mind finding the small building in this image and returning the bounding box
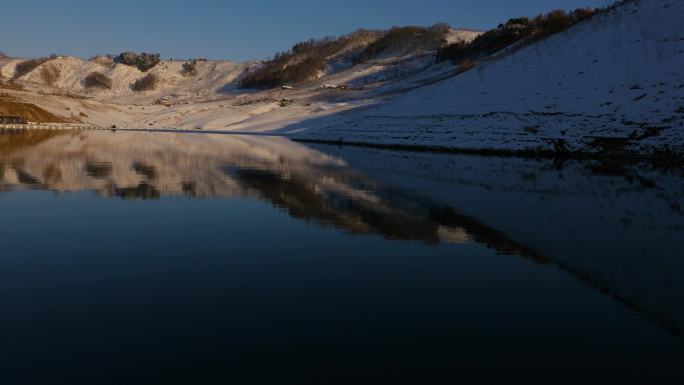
[0,116,27,124]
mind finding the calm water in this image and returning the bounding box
[1,130,683,384]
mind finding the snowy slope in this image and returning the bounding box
[0,56,249,105]
[444,28,482,45]
[294,0,684,158]
[0,28,479,107]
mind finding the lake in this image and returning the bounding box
[1,130,683,384]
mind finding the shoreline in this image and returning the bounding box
[293,138,684,164]
[3,125,682,164]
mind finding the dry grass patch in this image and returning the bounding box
[0,93,69,123]
[83,72,113,89]
[14,57,51,79]
[90,55,114,67]
[181,60,197,76]
[239,29,383,89]
[131,73,158,91]
[437,8,601,64]
[0,79,25,90]
[356,24,449,64]
[40,64,61,86]
[457,58,475,73]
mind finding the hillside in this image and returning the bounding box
[0,93,70,123]
[0,25,478,103]
[2,1,683,159]
[0,24,480,127]
[293,0,684,158]
[0,56,249,105]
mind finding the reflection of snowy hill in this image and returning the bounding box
[3,130,683,334]
[0,131,343,198]
[310,142,684,335]
[1,132,522,246]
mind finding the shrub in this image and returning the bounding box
[115,52,160,72]
[181,60,197,76]
[291,29,381,59]
[535,10,573,35]
[14,57,50,78]
[437,30,512,64]
[457,58,475,73]
[39,64,61,86]
[83,71,113,89]
[436,7,600,64]
[356,24,448,63]
[505,17,530,27]
[436,40,470,63]
[90,55,114,67]
[242,26,420,89]
[240,54,325,89]
[131,73,158,91]
[571,7,596,22]
[239,29,382,89]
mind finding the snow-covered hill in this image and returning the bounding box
[294,0,684,158]
[0,56,250,105]
[0,25,481,130]
[0,25,485,133]
[2,1,684,159]
[0,26,479,105]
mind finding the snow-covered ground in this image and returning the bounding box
[0,26,483,132]
[292,0,684,158]
[0,56,250,104]
[2,1,683,158]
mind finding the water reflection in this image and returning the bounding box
[2,132,684,328]
[2,130,684,383]
[0,130,538,251]
[309,143,684,336]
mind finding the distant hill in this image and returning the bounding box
[0,55,249,105]
[0,24,480,104]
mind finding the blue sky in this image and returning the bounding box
[1,0,608,61]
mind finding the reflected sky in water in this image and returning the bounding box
[1,130,683,385]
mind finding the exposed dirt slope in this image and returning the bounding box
[0,93,70,123]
